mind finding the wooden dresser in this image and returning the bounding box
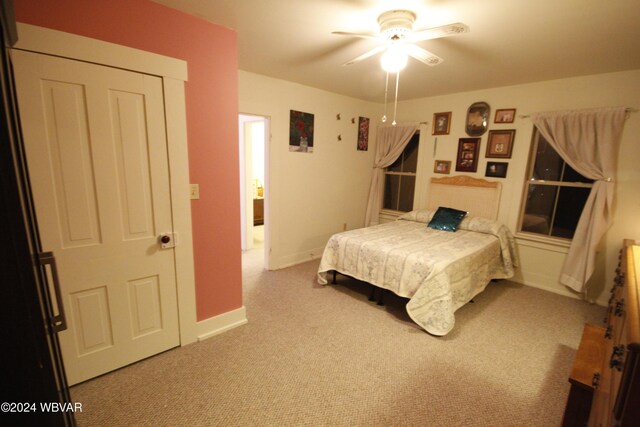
[563,239,640,426]
[253,198,264,225]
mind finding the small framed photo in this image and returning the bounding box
[432,112,451,135]
[455,138,481,172]
[357,116,369,151]
[485,161,509,178]
[433,160,451,174]
[486,130,515,158]
[466,102,490,136]
[289,109,314,153]
[494,108,516,123]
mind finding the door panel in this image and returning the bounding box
[12,49,179,385]
[43,80,102,248]
[70,286,113,355]
[110,90,155,240]
[128,275,163,337]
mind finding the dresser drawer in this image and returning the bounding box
[583,241,640,427]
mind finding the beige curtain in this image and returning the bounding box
[530,106,627,293]
[364,124,418,226]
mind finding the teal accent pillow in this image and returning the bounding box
[427,207,467,232]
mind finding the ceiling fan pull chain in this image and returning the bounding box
[392,71,400,126]
[382,72,389,123]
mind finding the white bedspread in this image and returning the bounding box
[317,210,518,335]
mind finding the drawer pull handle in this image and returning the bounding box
[609,345,624,371]
[615,299,625,316]
[605,325,613,339]
[592,373,601,388]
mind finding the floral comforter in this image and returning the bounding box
[317,210,519,335]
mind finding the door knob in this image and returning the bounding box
[159,233,177,248]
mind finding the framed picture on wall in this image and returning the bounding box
[432,112,451,135]
[289,110,314,153]
[485,161,509,178]
[357,116,370,151]
[494,108,516,123]
[486,129,515,158]
[465,102,490,136]
[455,138,481,172]
[434,160,451,174]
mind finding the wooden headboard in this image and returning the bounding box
[426,176,502,220]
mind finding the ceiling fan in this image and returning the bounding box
[333,10,469,71]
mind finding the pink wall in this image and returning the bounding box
[14,0,243,321]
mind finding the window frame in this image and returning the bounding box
[381,131,419,214]
[517,129,593,242]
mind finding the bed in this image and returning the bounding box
[317,176,518,336]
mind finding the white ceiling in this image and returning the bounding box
[152,0,640,103]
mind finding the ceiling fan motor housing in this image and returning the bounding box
[378,10,416,39]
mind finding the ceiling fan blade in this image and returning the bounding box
[408,22,469,42]
[406,45,444,66]
[341,45,387,66]
[331,31,379,40]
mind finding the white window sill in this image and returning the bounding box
[515,232,571,254]
[379,209,404,223]
[379,209,405,216]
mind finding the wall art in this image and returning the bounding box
[486,129,515,158]
[289,110,314,152]
[455,138,481,172]
[432,112,451,135]
[465,102,490,136]
[357,116,370,151]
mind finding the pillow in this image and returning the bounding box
[427,207,468,232]
[397,209,433,224]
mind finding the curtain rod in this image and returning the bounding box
[382,121,429,127]
[518,107,636,119]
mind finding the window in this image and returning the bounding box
[519,130,593,239]
[383,132,419,212]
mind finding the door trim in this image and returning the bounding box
[13,23,199,345]
[14,23,187,80]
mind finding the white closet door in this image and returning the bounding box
[12,49,179,385]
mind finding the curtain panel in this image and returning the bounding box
[530,106,627,293]
[364,124,418,226]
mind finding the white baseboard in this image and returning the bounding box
[195,306,248,342]
[270,246,325,270]
[514,279,607,307]
[517,279,579,299]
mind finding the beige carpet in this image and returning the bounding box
[71,248,604,426]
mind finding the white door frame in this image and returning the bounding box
[13,23,199,345]
[238,114,270,269]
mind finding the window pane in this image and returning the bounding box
[521,184,558,235]
[551,186,591,238]
[532,137,562,181]
[383,175,399,210]
[402,136,419,173]
[387,156,402,172]
[520,130,594,240]
[562,163,594,184]
[398,176,415,212]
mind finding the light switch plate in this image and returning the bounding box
[190,184,200,199]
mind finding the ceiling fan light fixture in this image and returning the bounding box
[380,44,408,72]
[377,9,416,35]
[333,9,469,123]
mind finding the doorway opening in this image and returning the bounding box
[239,114,269,272]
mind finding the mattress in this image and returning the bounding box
[317,210,518,335]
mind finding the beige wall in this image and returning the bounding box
[239,68,640,305]
[396,69,640,304]
[239,71,380,269]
